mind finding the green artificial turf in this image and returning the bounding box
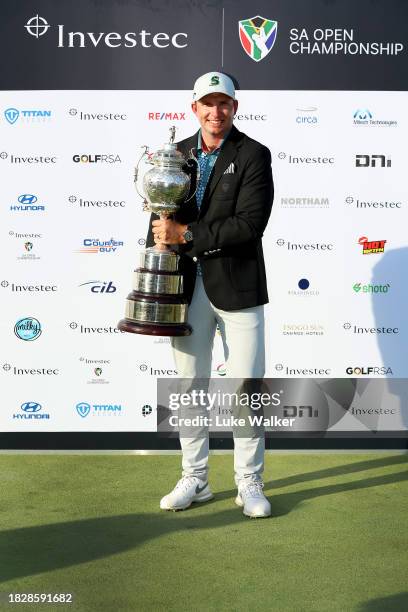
[0,453,407,612]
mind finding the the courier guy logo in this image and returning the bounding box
[24,15,188,48]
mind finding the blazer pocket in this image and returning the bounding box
[229,257,258,292]
[213,175,240,199]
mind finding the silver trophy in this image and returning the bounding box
[118,126,197,336]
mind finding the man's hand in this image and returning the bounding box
[152,219,188,245]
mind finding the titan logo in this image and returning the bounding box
[355,154,391,167]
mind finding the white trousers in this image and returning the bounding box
[171,276,265,486]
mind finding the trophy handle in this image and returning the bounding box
[134,145,150,210]
[184,147,200,203]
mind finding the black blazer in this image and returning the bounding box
[146,125,274,311]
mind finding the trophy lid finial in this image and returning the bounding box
[169,125,176,144]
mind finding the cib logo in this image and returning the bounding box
[79,281,117,293]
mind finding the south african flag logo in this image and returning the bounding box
[238,16,278,62]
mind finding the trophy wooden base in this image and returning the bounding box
[118,318,192,336]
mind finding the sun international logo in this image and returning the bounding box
[238,16,278,62]
[358,236,386,255]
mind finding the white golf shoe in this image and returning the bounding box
[160,475,214,511]
[235,481,271,518]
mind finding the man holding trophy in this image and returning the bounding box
[147,71,274,517]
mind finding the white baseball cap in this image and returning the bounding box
[192,72,236,101]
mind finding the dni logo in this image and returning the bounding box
[355,154,391,168]
[282,405,319,418]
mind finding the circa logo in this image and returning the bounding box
[238,16,278,62]
[14,317,42,341]
[25,15,188,48]
[295,107,318,124]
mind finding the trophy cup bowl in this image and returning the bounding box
[118,127,195,336]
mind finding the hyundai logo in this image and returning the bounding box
[21,401,42,413]
[18,194,38,205]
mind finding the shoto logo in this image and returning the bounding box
[239,16,278,62]
[353,282,390,294]
[355,154,391,168]
[79,280,117,293]
[358,236,386,255]
[10,194,44,212]
[14,317,42,341]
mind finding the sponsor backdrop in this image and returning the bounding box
[1,0,407,440]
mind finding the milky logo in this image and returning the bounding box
[14,317,42,341]
[239,16,278,62]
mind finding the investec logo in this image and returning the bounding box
[276,238,333,251]
[345,195,402,209]
[24,15,188,48]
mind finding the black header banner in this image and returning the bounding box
[1,0,407,90]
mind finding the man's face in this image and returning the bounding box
[192,93,238,141]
